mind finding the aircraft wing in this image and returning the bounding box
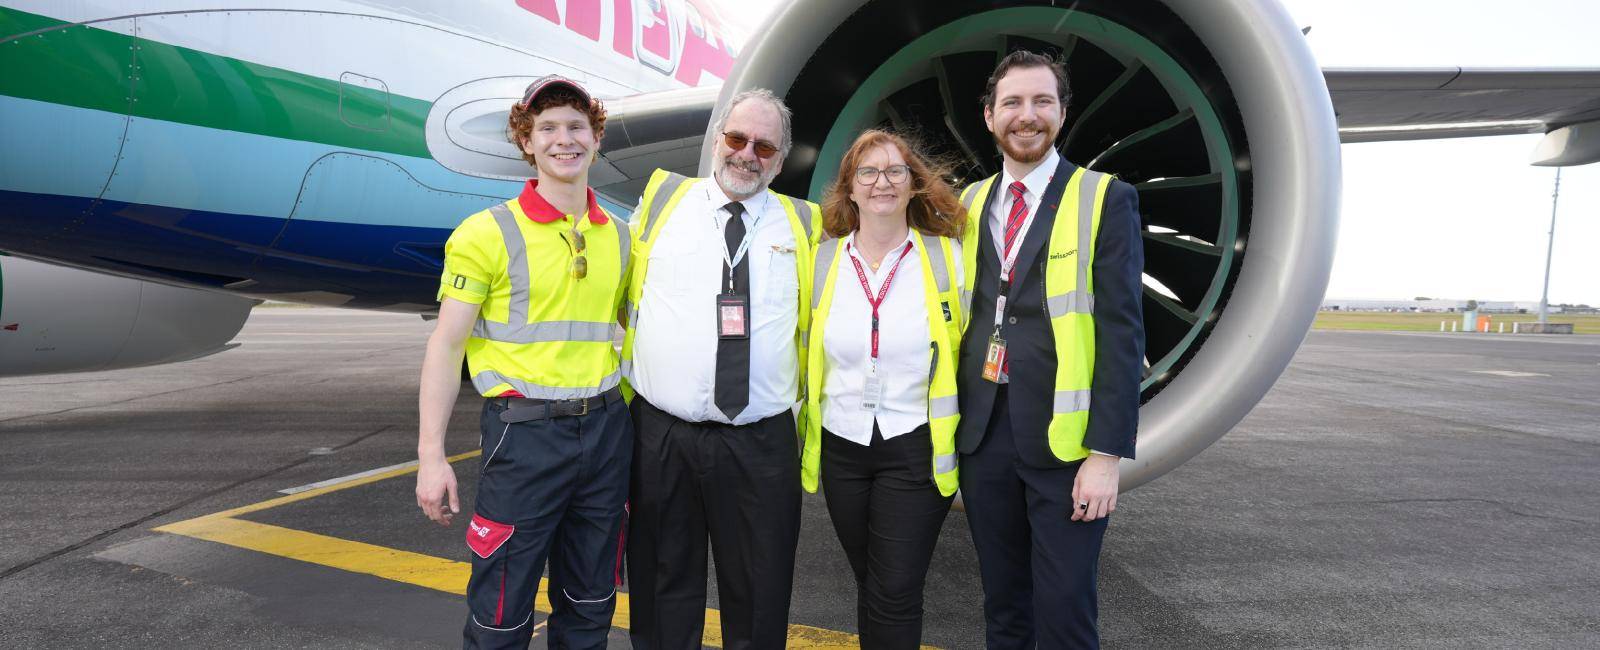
[425,80,718,207]
[1327,67,1600,147]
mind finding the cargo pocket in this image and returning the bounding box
[464,513,528,634]
[466,513,513,559]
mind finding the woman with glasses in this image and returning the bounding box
[801,129,966,649]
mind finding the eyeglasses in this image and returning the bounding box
[560,227,587,279]
[855,164,911,186]
[721,132,780,159]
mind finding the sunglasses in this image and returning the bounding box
[721,132,780,159]
[559,228,587,279]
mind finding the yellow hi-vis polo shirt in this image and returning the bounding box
[438,180,630,399]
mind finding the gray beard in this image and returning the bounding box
[715,159,775,198]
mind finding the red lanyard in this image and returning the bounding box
[847,240,914,363]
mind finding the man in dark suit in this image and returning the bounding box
[954,50,1145,649]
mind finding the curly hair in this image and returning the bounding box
[821,129,965,240]
[506,86,607,167]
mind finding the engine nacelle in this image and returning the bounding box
[0,256,254,376]
[714,0,1342,488]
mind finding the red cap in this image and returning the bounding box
[517,75,592,110]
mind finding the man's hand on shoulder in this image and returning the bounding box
[1071,453,1119,522]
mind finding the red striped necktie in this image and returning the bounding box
[1004,181,1029,279]
[1000,181,1030,378]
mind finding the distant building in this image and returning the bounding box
[1320,298,1555,313]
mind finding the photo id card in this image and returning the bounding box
[981,335,1007,383]
[717,293,749,339]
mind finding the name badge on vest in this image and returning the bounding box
[982,335,1007,383]
[717,294,749,339]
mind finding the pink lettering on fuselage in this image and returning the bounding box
[510,0,737,84]
[566,0,601,41]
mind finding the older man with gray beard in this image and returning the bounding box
[617,89,823,650]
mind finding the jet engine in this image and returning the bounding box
[0,256,255,377]
[711,0,1342,488]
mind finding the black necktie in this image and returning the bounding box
[715,201,751,421]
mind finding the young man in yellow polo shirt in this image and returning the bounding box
[415,76,631,650]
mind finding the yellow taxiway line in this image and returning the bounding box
[155,450,912,648]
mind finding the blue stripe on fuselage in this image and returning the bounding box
[0,189,459,310]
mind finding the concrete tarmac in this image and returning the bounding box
[1,308,1596,648]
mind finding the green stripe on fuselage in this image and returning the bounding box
[0,6,430,158]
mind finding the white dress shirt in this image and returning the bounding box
[821,231,963,446]
[630,178,801,425]
[987,147,1060,262]
[984,148,1115,458]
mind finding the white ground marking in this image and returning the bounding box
[1471,370,1551,378]
[278,459,420,494]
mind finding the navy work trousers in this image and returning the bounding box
[961,387,1109,649]
[463,396,632,650]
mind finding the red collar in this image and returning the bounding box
[516,179,607,225]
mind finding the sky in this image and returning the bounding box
[1280,0,1600,306]
[720,0,1600,305]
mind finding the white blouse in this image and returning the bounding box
[821,231,961,446]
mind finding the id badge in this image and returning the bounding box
[861,364,883,412]
[717,293,749,339]
[981,335,1007,383]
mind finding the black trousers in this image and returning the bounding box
[464,396,631,650]
[626,397,802,650]
[820,424,953,650]
[961,387,1109,650]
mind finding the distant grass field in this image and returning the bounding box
[1313,311,1600,335]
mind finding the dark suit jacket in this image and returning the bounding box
[955,155,1145,466]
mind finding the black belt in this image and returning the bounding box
[492,387,623,423]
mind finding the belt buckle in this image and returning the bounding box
[572,397,589,417]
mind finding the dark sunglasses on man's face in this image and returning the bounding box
[721,132,779,159]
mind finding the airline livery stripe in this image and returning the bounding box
[0,6,432,158]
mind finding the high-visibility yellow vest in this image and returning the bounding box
[801,231,965,496]
[618,168,821,402]
[958,167,1113,463]
[438,199,629,398]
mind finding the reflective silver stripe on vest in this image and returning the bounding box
[1054,388,1092,414]
[919,232,950,294]
[612,213,632,275]
[472,320,614,343]
[812,238,841,310]
[1075,171,1105,309]
[488,203,529,325]
[929,394,959,419]
[472,368,621,400]
[787,196,816,242]
[1047,291,1095,318]
[959,183,980,211]
[640,173,691,242]
[618,359,632,379]
[933,453,957,475]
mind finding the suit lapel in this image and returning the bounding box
[1008,155,1077,300]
